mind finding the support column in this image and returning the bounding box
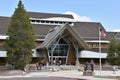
[49,37,61,65]
[72,41,80,66]
[75,44,80,66]
[51,51,54,65]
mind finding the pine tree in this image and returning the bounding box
[116,43,120,66]
[5,0,35,69]
[107,37,117,65]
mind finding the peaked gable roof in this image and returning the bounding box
[36,23,89,49]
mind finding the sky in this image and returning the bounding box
[0,0,120,31]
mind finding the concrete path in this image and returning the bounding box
[0,70,119,80]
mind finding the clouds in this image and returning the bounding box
[111,29,120,32]
[64,11,120,32]
[64,11,92,22]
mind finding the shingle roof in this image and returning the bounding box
[33,24,56,35]
[0,16,56,36]
[73,22,107,40]
[0,12,115,43]
[106,32,116,40]
[0,12,74,36]
[36,23,89,49]
[27,11,74,19]
[107,32,120,43]
[0,16,10,35]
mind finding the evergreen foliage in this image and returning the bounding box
[5,0,35,69]
[116,43,120,65]
[107,37,118,65]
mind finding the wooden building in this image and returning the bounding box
[0,12,120,65]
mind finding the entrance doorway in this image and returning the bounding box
[49,57,67,65]
[48,37,69,65]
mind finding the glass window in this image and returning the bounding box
[48,37,69,64]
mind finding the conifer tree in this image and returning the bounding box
[5,0,35,69]
[107,37,117,65]
[116,43,120,65]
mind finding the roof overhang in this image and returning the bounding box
[36,23,89,49]
[30,17,75,22]
[79,50,107,58]
[0,35,8,39]
[0,51,7,57]
[85,40,110,43]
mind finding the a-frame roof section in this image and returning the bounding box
[36,23,89,49]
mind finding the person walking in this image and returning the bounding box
[112,66,116,74]
[22,67,26,76]
[36,63,39,70]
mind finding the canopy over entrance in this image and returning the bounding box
[36,23,89,65]
[36,23,89,49]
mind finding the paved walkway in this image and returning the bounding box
[0,70,119,80]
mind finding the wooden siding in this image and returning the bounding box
[67,44,76,65]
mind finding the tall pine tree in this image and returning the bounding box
[116,43,120,65]
[107,37,117,65]
[5,0,35,69]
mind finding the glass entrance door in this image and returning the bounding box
[48,37,69,65]
[49,56,67,65]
